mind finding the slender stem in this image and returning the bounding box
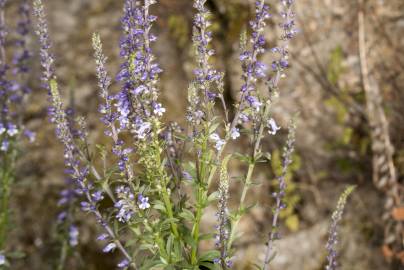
[57,238,68,270]
[262,190,281,270]
[0,163,11,249]
[227,104,270,250]
[191,133,209,264]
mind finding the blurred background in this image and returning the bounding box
[3,0,404,269]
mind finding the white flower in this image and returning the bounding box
[0,123,5,135]
[153,103,166,116]
[135,121,151,140]
[209,133,225,151]
[0,253,5,265]
[0,141,9,152]
[209,133,220,141]
[230,128,240,140]
[267,118,281,135]
[215,139,225,151]
[7,123,18,136]
[138,195,150,210]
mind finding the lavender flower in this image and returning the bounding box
[34,1,134,265]
[0,252,5,266]
[33,0,55,85]
[0,140,8,151]
[237,0,271,117]
[189,0,222,123]
[0,0,14,152]
[230,128,240,140]
[13,0,32,78]
[118,259,130,268]
[268,0,297,90]
[115,186,135,223]
[97,233,109,241]
[103,242,117,253]
[325,186,355,270]
[267,118,281,135]
[116,0,163,136]
[68,225,79,247]
[5,123,17,136]
[138,194,150,210]
[209,133,225,151]
[182,171,193,181]
[92,33,114,129]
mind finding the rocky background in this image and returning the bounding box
[3,0,404,269]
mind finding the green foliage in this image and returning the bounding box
[327,46,344,86]
[168,15,190,49]
[324,97,348,124]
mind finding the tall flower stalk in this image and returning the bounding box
[33,1,135,269]
[325,186,355,270]
[227,0,297,251]
[263,119,296,270]
[0,0,34,264]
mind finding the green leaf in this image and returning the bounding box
[198,250,220,262]
[208,122,221,135]
[161,218,179,228]
[160,256,169,265]
[179,209,195,222]
[207,191,219,203]
[199,262,217,269]
[234,152,252,164]
[199,233,214,241]
[153,200,167,213]
[166,235,173,259]
[7,251,25,259]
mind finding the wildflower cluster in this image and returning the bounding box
[0,0,33,265]
[0,0,33,152]
[32,0,302,269]
[34,1,134,268]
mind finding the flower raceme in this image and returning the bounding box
[0,0,34,265]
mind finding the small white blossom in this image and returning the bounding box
[209,133,225,151]
[0,253,5,266]
[267,118,281,135]
[215,139,225,151]
[0,141,9,152]
[153,103,166,116]
[230,128,240,140]
[7,124,18,136]
[138,195,150,210]
[209,133,220,141]
[103,242,117,253]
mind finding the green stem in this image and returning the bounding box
[191,129,211,265]
[227,163,255,250]
[0,153,13,250]
[227,104,270,250]
[160,182,179,239]
[191,186,203,265]
[57,239,68,270]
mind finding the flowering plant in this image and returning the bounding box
[31,0,353,269]
[0,0,34,265]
